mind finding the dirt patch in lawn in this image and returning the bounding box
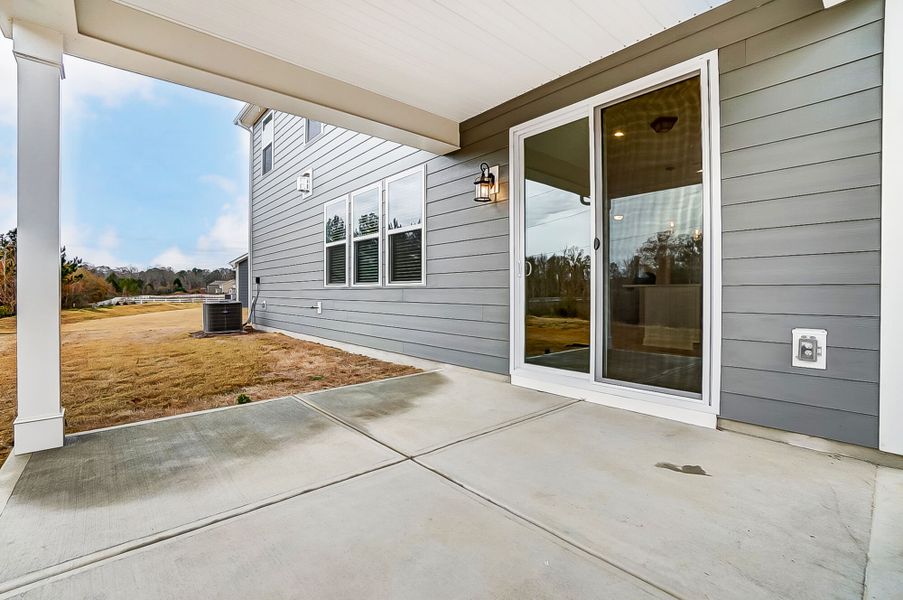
[0,305,418,462]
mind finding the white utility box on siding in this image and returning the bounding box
[792,328,827,370]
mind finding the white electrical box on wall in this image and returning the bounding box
[792,328,827,370]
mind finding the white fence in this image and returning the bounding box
[95,294,231,306]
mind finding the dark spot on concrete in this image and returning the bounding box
[655,462,710,476]
[310,372,447,424]
[6,398,335,510]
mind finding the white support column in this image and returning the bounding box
[880,0,903,456]
[12,20,65,454]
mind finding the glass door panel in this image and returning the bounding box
[599,76,704,395]
[523,118,592,373]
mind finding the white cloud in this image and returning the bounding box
[150,246,193,272]
[199,174,238,196]
[149,186,247,270]
[61,57,159,121]
[197,198,247,255]
[61,223,126,268]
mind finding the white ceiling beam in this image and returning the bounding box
[0,0,460,154]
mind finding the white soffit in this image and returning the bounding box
[113,0,728,122]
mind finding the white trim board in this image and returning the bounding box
[880,0,903,455]
[508,51,722,428]
[511,372,716,429]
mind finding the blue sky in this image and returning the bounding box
[0,37,249,270]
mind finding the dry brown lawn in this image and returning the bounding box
[0,304,418,462]
[525,315,590,356]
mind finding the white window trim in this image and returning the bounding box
[384,165,427,287]
[304,117,325,146]
[350,182,383,288]
[880,0,903,455]
[261,111,275,177]
[323,196,349,288]
[508,51,721,429]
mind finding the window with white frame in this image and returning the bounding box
[386,167,425,284]
[305,119,324,144]
[351,184,381,286]
[261,113,274,175]
[324,198,348,286]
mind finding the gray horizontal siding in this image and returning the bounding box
[723,368,878,414]
[722,220,880,258]
[722,314,879,351]
[717,0,883,446]
[250,110,510,372]
[237,260,249,308]
[720,393,878,447]
[722,186,880,231]
[720,88,881,152]
[723,252,880,285]
[248,0,884,446]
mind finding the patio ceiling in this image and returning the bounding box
[0,0,726,153]
[115,0,728,122]
[0,0,725,152]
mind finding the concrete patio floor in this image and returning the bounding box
[0,367,900,599]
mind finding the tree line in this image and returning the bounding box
[0,228,234,315]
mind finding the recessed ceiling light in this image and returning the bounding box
[613,131,625,138]
[612,214,624,221]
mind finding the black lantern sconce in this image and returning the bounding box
[474,162,499,203]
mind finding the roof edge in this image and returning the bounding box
[233,103,266,130]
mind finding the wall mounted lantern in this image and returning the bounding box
[296,168,313,196]
[474,162,499,203]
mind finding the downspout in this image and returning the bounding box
[233,109,257,326]
[246,129,255,325]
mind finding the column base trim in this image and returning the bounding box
[13,410,64,455]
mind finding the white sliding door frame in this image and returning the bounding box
[509,51,721,428]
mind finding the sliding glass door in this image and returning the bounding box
[597,76,704,396]
[513,55,717,413]
[522,118,592,373]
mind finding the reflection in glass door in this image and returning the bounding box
[598,76,704,395]
[523,118,592,373]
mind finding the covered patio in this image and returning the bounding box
[2,0,903,597]
[1,367,900,599]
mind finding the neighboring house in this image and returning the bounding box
[206,280,236,296]
[235,0,888,451]
[230,253,250,308]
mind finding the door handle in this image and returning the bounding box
[524,260,533,277]
[593,238,601,251]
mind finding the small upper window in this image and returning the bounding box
[305,119,323,144]
[261,114,274,175]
